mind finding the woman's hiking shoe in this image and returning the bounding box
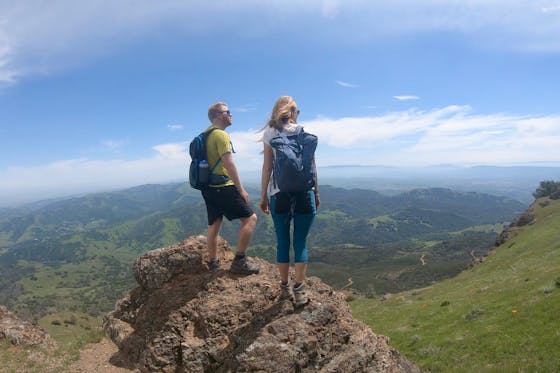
[293,283,309,307]
[280,281,292,300]
[229,256,260,275]
[208,259,220,270]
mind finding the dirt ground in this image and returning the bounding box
[68,338,139,373]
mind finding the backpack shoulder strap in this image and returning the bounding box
[202,127,218,138]
[202,127,223,171]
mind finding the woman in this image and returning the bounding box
[260,96,320,307]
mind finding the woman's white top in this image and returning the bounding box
[262,123,302,196]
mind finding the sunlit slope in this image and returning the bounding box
[350,197,560,372]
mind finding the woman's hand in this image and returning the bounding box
[260,197,270,214]
[314,191,321,210]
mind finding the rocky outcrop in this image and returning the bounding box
[104,236,418,372]
[495,204,536,246]
[495,225,515,247]
[0,305,54,348]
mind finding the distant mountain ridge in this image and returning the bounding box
[317,165,560,203]
[2,165,557,207]
[0,183,524,248]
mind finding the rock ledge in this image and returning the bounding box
[104,236,418,372]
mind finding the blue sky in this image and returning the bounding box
[1,1,560,205]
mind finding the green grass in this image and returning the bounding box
[0,340,56,373]
[39,311,104,347]
[0,312,104,372]
[368,215,396,228]
[0,232,12,247]
[450,222,505,235]
[159,218,184,245]
[45,311,105,370]
[350,197,560,372]
[13,239,137,317]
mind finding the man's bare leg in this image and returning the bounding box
[207,217,222,260]
[235,213,257,254]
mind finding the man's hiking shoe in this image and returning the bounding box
[280,281,292,300]
[229,256,260,275]
[293,283,309,307]
[208,259,220,270]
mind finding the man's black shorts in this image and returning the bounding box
[202,185,254,225]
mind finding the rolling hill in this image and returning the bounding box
[350,196,560,372]
[0,183,525,319]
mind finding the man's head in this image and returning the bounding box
[208,102,232,128]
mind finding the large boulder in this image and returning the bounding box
[104,236,418,372]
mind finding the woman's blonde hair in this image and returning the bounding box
[267,96,298,129]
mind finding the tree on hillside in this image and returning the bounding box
[533,180,560,199]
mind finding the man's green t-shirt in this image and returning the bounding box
[205,126,234,187]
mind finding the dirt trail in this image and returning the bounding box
[68,338,138,373]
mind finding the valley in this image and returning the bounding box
[0,183,524,319]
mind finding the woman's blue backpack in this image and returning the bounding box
[270,127,318,192]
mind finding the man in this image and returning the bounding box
[201,101,260,275]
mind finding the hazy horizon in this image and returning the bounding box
[1,164,559,208]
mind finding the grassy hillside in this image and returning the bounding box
[350,197,560,372]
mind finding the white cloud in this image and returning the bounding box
[101,139,128,151]
[301,105,560,166]
[542,5,560,13]
[233,104,258,113]
[229,129,264,169]
[335,80,358,88]
[1,106,559,205]
[394,95,419,101]
[0,30,16,85]
[0,157,183,206]
[303,105,468,148]
[2,1,560,85]
[152,143,186,161]
[167,124,183,131]
[321,0,341,18]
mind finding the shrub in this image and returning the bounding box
[514,212,535,227]
[63,315,77,325]
[539,200,550,207]
[533,180,560,199]
[464,309,483,320]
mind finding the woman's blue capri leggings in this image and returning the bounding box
[269,190,316,263]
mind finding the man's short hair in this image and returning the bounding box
[208,102,227,122]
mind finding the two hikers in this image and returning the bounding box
[195,97,319,306]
